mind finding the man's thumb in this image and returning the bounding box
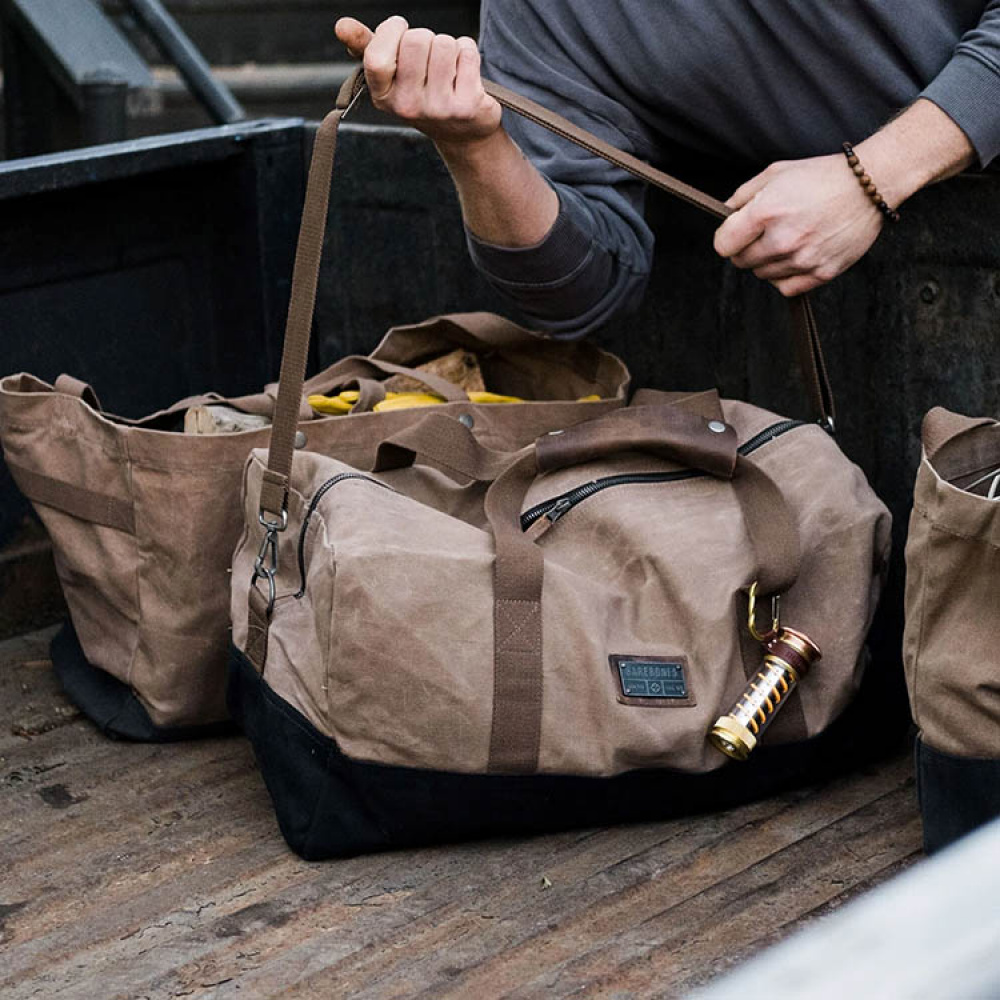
[335,17,374,58]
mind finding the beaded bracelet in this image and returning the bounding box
[842,142,900,224]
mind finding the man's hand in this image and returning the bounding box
[714,154,883,298]
[334,15,557,249]
[334,16,502,146]
[715,98,975,297]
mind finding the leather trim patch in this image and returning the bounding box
[609,655,695,707]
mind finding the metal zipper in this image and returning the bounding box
[520,418,806,530]
[295,472,396,597]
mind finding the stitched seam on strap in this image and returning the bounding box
[496,600,540,651]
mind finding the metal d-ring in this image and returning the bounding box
[747,581,781,644]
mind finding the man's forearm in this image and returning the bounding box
[856,98,976,210]
[435,129,560,248]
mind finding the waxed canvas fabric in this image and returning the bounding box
[0,314,629,734]
[904,408,1000,758]
[230,393,891,782]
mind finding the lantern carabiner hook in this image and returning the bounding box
[747,580,781,644]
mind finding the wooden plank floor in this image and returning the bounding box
[0,628,923,1000]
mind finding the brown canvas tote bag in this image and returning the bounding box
[226,71,891,859]
[903,408,1000,852]
[0,196,629,742]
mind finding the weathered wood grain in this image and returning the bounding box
[0,629,922,999]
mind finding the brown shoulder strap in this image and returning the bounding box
[260,68,836,522]
[483,80,835,432]
[259,77,358,521]
[484,81,730,220]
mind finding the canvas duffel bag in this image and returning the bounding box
[0,323,628,740]
[903,407,1000,853]
[226,72,891,859]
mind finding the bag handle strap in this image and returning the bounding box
[259,67,836,522]
[484,80,729,220]
[372,406,801,773]
[483,447,798,772]
[54,374,103,412]
[375,406,798,590]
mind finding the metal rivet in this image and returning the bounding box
[920,280,940,305]
[294,431,307,449]
[458,413,474,429]
[708,420,727,434]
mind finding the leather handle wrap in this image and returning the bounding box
[535,406,738,480]
[371,405,738,483]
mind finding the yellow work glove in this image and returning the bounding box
[308,390,601,415]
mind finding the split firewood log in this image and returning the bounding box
[184,405,271,435]
[383,349,485,394]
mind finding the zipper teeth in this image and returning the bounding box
[737,419,804,455]
[296,472,395,597]
[521,469,697,528]
[520,418,806,529]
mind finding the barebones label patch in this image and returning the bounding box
[609,655,695,707]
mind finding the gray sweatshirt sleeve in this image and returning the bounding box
[469,4,655,339]
[921,1,1000,165]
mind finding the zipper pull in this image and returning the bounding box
[547,497,574,523]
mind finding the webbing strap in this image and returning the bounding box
[9,462,134,534]
[259,104,348,519]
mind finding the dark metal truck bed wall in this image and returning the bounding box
[2,118,999,644]
[0,118,308,633]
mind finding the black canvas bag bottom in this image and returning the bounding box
[51,620,234,742]
[916,737,1000,854]
[228,644,903,861]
